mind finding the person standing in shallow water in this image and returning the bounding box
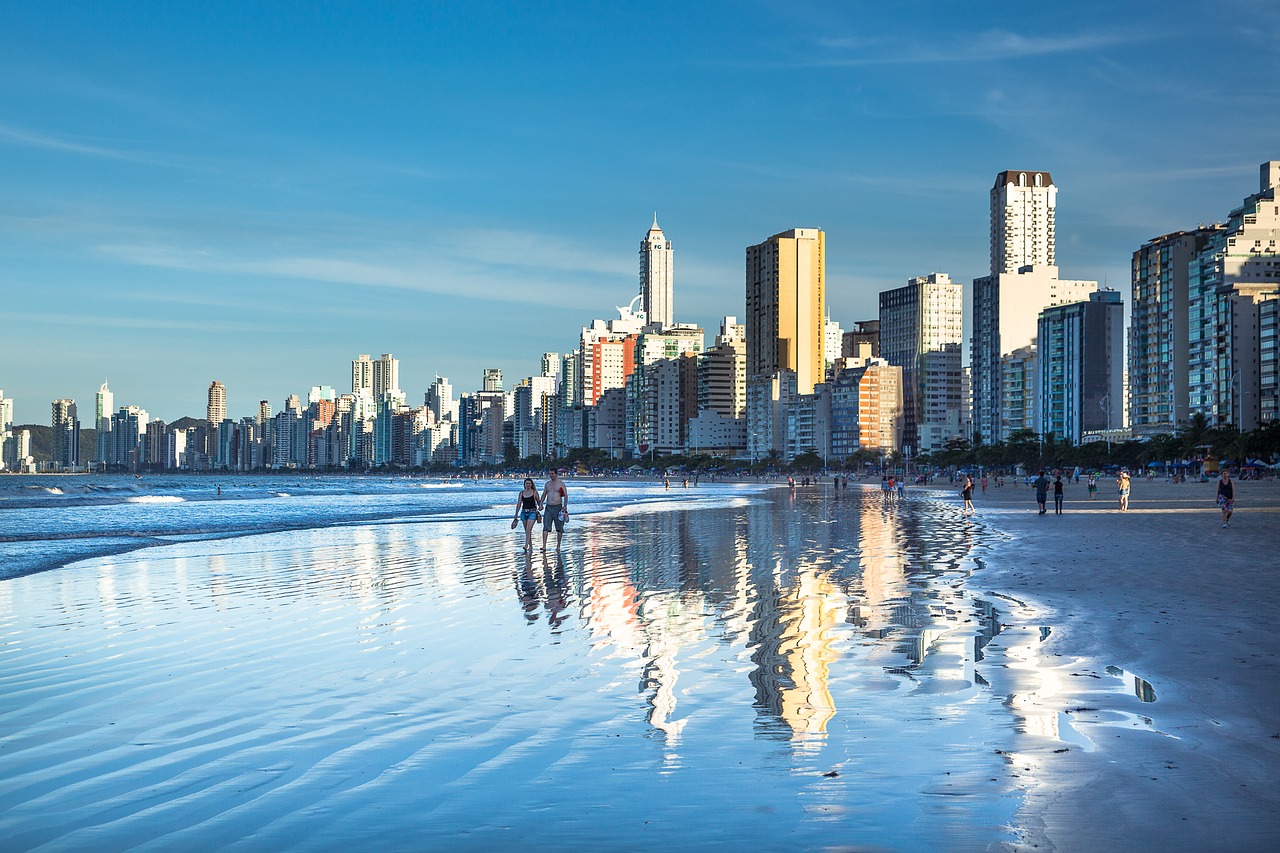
[1034,469,1050,515]
[1217,468,1235,528]
[961,474,975,515]
[1053,474,1064,514]
[540,468,569,552]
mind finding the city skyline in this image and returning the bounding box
[3,2,1278,420]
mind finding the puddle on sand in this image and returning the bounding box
[1106,664,1157,702]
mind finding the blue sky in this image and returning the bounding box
[2,1,1278,423]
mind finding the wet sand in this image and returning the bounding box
[3,478,1277,851]
[958,476,1280,851]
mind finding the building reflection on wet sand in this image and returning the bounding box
[42,484,1001,749]
[572,486,992,743]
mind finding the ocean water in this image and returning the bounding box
[0,476,1050,851]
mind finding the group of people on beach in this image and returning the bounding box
[958,465,1239,526]
[512,468,569,553]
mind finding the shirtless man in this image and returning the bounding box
[540,468,569,552]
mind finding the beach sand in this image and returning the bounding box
[1,476,1277,851]
[960,475,1280,851]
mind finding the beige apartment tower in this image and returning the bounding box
[207,381,227,424]
[746,228,826,395]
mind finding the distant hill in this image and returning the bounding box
[168,416,208,431]
[11,424,98,464]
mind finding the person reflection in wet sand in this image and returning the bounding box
[543,554,571,629]
[515,555,541,622]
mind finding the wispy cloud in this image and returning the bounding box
[7,312,275,334]
[0,122,149,162]
[732,28,1150,69]
[92,226,632,309]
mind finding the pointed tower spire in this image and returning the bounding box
[650,211,661,232]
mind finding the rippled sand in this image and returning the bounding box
[0,484,1121,850]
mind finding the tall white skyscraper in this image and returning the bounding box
[426,375,458,423]
[207,381,227,424]
[95,381,113,464]
[0,390,12,471]
[373,353,399,399]
[640,214,674,330]
[991,170,1056,274]
[0,390,12,434]
[972,170,1094,443]
[352,354,375,395]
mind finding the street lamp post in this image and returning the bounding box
[1227,371,1240,429]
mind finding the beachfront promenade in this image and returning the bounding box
[954,475,1280,850]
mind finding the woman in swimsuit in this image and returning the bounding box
[512,477,543,552]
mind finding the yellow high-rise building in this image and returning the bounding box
[745,228,825,395]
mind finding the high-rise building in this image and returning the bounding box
[823,316,843,377]
[878,273,964,454]
[626,325,704,454]
[51,399,80,469]
[540,353,561,381]
[1186,162,1280,430]
[972,170,1096,443]
[842,320,880,360]
[426,376,458,424]
[373,354,399,400]
[577,304,645,407]
[698,316,747,420]
[999,347,1038,438]
[258,400,272,425]
[0,390,13,471]
[352,354,375,395]
[640,214,674,329]
[110,405,150,469]
[1261,298,1279,424]
[746,228,825,396]
[482,368,503,392]
[207,381,227,424]
[991,170,1056,274]
[94,381,113,464]
[1129,227,1222,434]
[828,358,903,457]
[1037,289,1125,443]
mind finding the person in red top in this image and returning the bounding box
[541,468,569,552]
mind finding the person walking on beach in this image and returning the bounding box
[540,468,569,552]
[1217,468,1235,528]
[512,477,543,553]
[1034,470,1050,515]
[1117,470,1131,511]
[961,474,974,515]
[1087,474,1097,499]
[1053,474,1064,514]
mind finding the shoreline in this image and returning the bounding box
[959,478,1280,850]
